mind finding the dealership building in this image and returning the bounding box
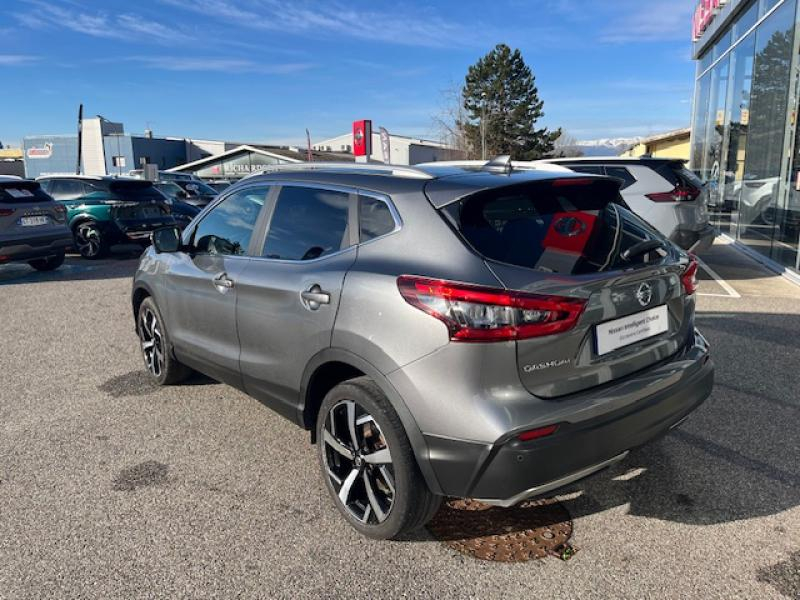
[691,0,800,277]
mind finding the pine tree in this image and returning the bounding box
[460,44,560,160]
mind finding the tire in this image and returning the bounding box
[73,220,109,259]
[29,250,65,271]
[316,377,440,540]
[137,296,192,385]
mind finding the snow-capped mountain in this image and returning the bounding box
[576,137,641,156]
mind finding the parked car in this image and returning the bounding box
[542,158,715,253]
[128,169,200,184]
[171,179,218,208]
[132,160,713,540]
[37,176,176,259]
[0,177,73,271]
[153,183,201,230]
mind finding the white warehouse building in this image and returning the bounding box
[312,132,465,165]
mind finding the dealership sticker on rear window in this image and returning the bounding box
[7,189,34,198]
[595,305,669,356]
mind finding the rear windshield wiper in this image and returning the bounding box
[622,239,664,261]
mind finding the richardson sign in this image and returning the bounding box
[26,143,53,159]
[693,0,728,40]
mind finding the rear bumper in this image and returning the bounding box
[0,230,73,263]
[671,225,716,253]
[421,331,714,503]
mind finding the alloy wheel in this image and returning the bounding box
[139,306,164,378]
[322,400,395,524]
[75,223,101,258]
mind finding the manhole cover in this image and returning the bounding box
[427,498,574,562]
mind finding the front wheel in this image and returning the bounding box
[317,377,440,540]
[73,221,108,259]
[29,250,65,271]
[137,297,192,385]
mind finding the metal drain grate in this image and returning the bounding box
[427,498,574,562]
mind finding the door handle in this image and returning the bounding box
[213,273,235,292]
[301,285,330,309]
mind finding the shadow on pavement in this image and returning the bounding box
[0,250,141,286]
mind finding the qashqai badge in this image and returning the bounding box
[635,282,654,307]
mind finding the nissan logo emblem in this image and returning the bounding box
[636,282,654,307]
[553,216,586,238]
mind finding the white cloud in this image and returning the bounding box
[127,56,315,75]
[0,54,40,66]
[600,0,695,43]
[15,1,192,44]
[159,0,483,48]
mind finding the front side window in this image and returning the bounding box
[191,186,267,256]
[262,186,350,261]
[359,195,396,242]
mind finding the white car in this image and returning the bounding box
[542,158,715,253]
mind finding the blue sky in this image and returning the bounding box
[0,0,697,146]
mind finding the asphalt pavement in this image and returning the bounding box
[0,240,798,599]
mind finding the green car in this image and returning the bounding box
[37,176,177,259]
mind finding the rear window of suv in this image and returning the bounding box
[441,179,669,275]
[653,161,704,189]
[0,180,53,203]
[105,180,165,202]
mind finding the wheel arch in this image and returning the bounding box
[300,348,443,496]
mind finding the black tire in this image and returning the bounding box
[73,220,109,259]
[137,296,192,385]
[316,377,440,540]
[28,250,65,271]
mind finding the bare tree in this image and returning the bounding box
[431,81,476,158]
[550,131,584,158]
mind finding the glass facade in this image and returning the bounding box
[691,0,800,272]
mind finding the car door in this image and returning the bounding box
[235,183,357,422]
[164,184,271,386]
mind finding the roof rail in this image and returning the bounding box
[416,158,573,174]
[241,162,433,180]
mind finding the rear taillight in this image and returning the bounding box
[681,255,699,296]
[0,208,13,217]
[397,276,587,342]
[646,186,700,203]
[53,204,67,223]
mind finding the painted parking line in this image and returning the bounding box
[696,257,741,299]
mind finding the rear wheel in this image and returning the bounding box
[29,250,65,271]
[137,297,192,385]
[316,377,440,540]
[73,221,108,259]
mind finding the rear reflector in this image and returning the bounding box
[397,276,586,342]
[518,424,559,442]
[681,255,699,296]
[646,186,700,203]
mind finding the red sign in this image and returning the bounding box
[542,212,597,256]
[353,120,372,157]
[693,0,727,41]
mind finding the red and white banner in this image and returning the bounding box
[353,120,372,157]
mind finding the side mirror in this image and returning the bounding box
[152,226,182,253]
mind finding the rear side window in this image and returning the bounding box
[653,162,703,189]
[605,166,637,190]
[443,180,667,275]
[191,187,268,256]
[568,165,604,175]
[0,181,53,203]
[359,195,395,242]
[47,179,87,200]
[262,186,350,261]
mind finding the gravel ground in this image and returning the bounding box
[0,241,798,599]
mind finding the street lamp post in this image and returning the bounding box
[481,91,487,161]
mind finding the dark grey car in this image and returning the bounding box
[132,161,714,539]
[0,177,72,271]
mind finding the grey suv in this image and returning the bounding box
[132,161,714,539]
